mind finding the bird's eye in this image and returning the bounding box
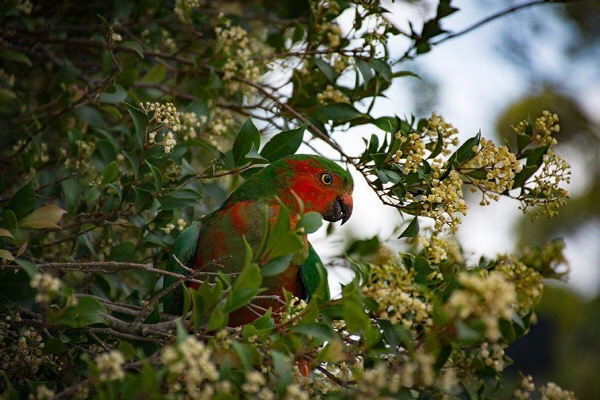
[320,172,333,185]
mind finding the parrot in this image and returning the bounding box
[164,154,354,327]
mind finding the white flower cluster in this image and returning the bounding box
[140,102,179,153]
[162,335,221,398]
[464,138,521,205]
[446,271,517,341]
[174,0,200,22]
[362,263,433,331]
[95,350,126,382]
[30,273,61,303]
[317,85,349,104]
[215,23,270,95]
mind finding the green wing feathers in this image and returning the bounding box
[163,221,201,315]
[300,242,331,301]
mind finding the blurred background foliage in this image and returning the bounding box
[0,0,597,398]
[409,1,600,398]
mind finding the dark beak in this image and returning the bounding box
[323,195,353,225]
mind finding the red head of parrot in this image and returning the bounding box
[227,154,354,225]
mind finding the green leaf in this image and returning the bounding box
[272,351,293,395]
[347,236,380,257]
[260,126,305,162]
[310,103,364,123]
[428,130,445,160]
[133,186,154,213]
[19,205,67,229]
[516,132,531,153]
[399,217,419,238]
[244,144,269,163]
[124,103,149,148]
[499,317,516,343]
[99,84,127,103]
[123,149,141,178]
[260,254,293,277]
[0,49,33,66]
[232,342,261,371]
[291,322,336,342]
[227,288,263,312]
[0,249,14,261]
[234,262,262,291]
[355,59,374,87]
[73,106,108,129]
[60,178,82,213]
[513,165,537,190]
[0,371,19,400]
[158,189,201,210]
[207,306,227,330]
[175,319,188,344]
[5,178,36,220]
[145,161,163,191]
[0,269,35,309]
[296,211,323,234]
[102,161,119,184]
[232,118,261,167]
[454,132,481,164]
[434,345,452,372]
[526,145,549,167]
[313,57,335,83]
[141,64,167,83]
[50,296,107,328]
[120,41,144,58]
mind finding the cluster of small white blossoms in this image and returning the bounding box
[64,140,96,175]
[522,151,571,218]
[177,111,206,141]
[395,113,459,170]
[539,381,577,400]
[463,138,521,206]
[161,218,188,234]
[511,110,560,147]
[95,350,126,382]
[393,132,424,173]
[31,384,55,400]
[362,263,433,331]
[317,85,349,104]
[534,111,560,146]
[418,233,458,264]
[421,168,468,233]
[161,335,222,398]
[446,271,517,342]
[240,370,275,399]
[311,0,343,48]
[140,102,179,153]
[17,0,33,15]
[206,107,235,140]
[427,112,461,158]
[0,68,15,87]
[30,273,61,303]
[495,256,543,316]
[280,296,308,324]
[515,376,579,400]
[110,31,122,43]
[215,23,271,95]
[296,357,362,395]
[174,0,200,22]
[355,349,445,395]
[514,111,570,218]
[513,374,536,399]
[0,320,49,386]
[479,342,507,372]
